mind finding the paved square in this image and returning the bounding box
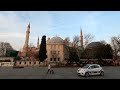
[0,66,120,79]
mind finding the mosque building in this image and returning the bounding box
[17,23,84,66]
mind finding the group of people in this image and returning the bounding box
[47,63,54,74]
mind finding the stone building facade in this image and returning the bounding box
[46,36,69,65]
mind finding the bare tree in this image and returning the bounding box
[84,33,94,48]
[73,35,79,47]
[0,42,13,57]
[0,42,5,57]
[114,35,120,45]
[111,36,120,60]
[64,37,70,46]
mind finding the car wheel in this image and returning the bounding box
[85,72,89,77]
[100,71,104,76]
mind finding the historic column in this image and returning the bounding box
[22,22,30,56]
[37,37,39,48]
[80,28,83,48]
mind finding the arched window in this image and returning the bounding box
[50,58,52,61]
[29,62,31,64]
[58,58,60,61]
[19,62,21,64]
[54,58,56,61]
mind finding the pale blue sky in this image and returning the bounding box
[0,11,120,50]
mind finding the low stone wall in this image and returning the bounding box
[15,61,47,67]
[14,60,67,67]
[0,62,14,67]
[112,60,120,66]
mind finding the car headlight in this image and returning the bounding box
[81,69,86,72]
[77,69,81,72]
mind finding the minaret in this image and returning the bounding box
[37,37,39,48]
[22,22,30,56]
[80,28,83,48]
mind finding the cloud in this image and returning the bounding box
[0,11,26,50]
[82,13,98,29]
[80,12,104,41]
[0,32,25,38]
[0,11,54,50]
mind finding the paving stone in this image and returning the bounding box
[0,66,120,79]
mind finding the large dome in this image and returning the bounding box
[86,42,103,49]
[47,36,64,44]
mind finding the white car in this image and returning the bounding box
[77,64,104,77]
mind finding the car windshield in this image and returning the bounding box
[82,64,90,68]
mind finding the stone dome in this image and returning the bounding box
[47,36,64,44]
[86,42,103,49]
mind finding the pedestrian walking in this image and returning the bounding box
[47,63,51,74]
[50,65,54,74]
[51,69,54,74]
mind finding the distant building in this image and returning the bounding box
[86,42,103,49]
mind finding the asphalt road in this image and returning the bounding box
[0,66,120,79]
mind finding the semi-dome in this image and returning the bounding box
[86,42,103,49]
[47,36,64,44]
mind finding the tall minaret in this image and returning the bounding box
[22,22,30,55]
[80,28,83,48]
[37,37,39,48]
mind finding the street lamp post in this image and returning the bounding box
[1,42,5,60]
